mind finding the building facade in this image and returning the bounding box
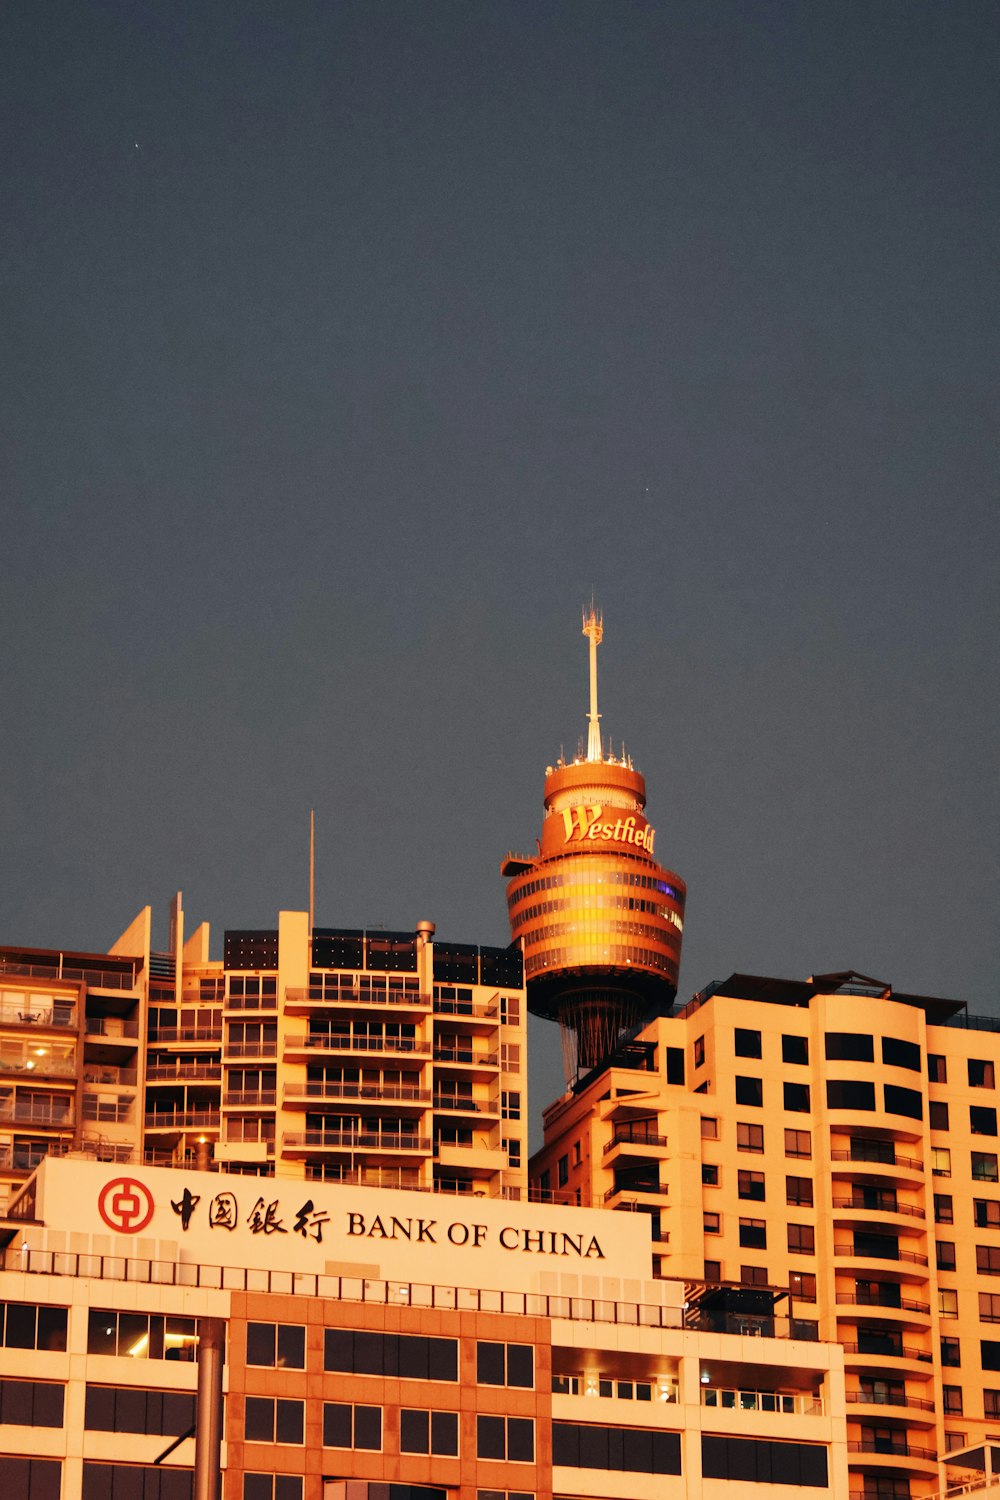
[528,970,1000,1499]
[0,1155,848,1500]
[0,906,527,1212]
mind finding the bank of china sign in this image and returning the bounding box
[96,1175,606,1261]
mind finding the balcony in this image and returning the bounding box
[82,1097,133,1125]
[832,1195,925,1221]
[286,987,431,1016]
[0,960,135,991]
[0,1002,75,1030]
[84,1066,138,1087]
[0,1101,73,1128]
[844,1389,935,1414]
[222,1090,276,1109]
[0,1052,76,1078]
[834,1242,929,1267]
[847,1437,936,1461]
[603,1126,669,1156]
[841,1341,933,1365]
[433,996,500,1022]
[147,1027,222,1045]
[831,1142,924,1173]
[433,1094,500,1116]
[836,1292,931,1316]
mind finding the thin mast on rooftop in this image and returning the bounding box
[582,603,604,762]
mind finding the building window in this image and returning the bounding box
[973,1107,999,1137]
[974,1153,1000,1182]
[788,1223,815,1255]
[324,1329,457,1380]
[694,1036,705,1068]
[700,1117,719,1140]
[738,1171,765,1201]
[735,1029,761,1059]
[790,1271,817,1302]
[882,1036,920,1071]
[825,1032,874,1062]
[552,1422,681,1474]
[786,1175,814,1207]
[928,1053,947,1083]
[739,1218,766,1249]
[85,1385,194,1436]
[971,1060,997,1089]
[245,1398,304,1445]
[476,1343,533,1388]
[976,1200,1000,1228]
[930,1101,950,1130]
[943,1385,964,1415]
[246,1323,305,1369]
[0,1302,68,1353]
[0,1380,64,1428]
[702,1436,827,1487]
[782,1034,808,1065]
[735,1077,763,1107]
[87,1310,194,1361]
[933,1147,952,1177]
[702,1163,719,1186]
[573,1140,582,1165]
[938,1242,957,1272]
[826,1079,876,1111]
[978,1246,1000,1276]
[940,1289,959,1318]
[504,1137,521,1170]
[945,1431,967,1453]
[981,1294,1000,1323]
[785,1129,811,1159]
[884,1084,922,1121]
[935,1195,954,1223]
[244,1479,302,1500]
[81,1463,188,1499]
[942,1337,961,1367]
[783,1081,810,1113]
[501,1091,521,1120]
[740,1265,768,1286]
[704,1212,721,1234]
[983,1342,1000,1371]
[477,1415,534,1463]
[557,1155,569,1188]
[985,1390,1000,1418]
[737,1123,764,1154]
[322,1402,382,1450]
[704,1259,721,1281]
[400,1408,459,1456]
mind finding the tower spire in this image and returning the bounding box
[582,601,604,762]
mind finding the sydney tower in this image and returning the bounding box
[502,608,686,1080]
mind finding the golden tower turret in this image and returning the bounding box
[502,610,686,1080]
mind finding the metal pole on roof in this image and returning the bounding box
[193,1317,225,1500]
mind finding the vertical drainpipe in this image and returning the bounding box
[194,1317,225,1500]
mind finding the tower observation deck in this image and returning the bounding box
[501,609,686,1079]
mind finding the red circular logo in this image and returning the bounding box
[98,1177,155,1234]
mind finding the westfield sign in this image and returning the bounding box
[559,804,655,855]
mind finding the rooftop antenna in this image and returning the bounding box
[582,600,604,762]
[309,810,315,939]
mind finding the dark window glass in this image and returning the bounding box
[735,1029,762,1059]
[930,1102,950,1130]
[975,1200,1000,1228]
[702,1435,828,1486]
[977,1246,1000,1275]
[431,1410,459,1456]
[4,1305,35,1349]
[738,1123,764,1152]
[928,1054,947,1083]
[506,1418,534,1463]
[973,1153,1000,1182]
[941,1337,961,1367]
[246,1324,276,1367]
[477,1415,505,1461]
[970,1059,996,1089]
[702,1164,719,1185]
[935,1194,954,1223]
[783,1082,810,1112]
[825,1032,874,1063]
[84,1386,115,1430]
[477,1343,505,1386]
[739,1219,767,1249]
[666,1047,685,1084]
[245,1397,274,1442]
[827,1080,876,1111]
[323,1404,351,1448]
[786,1176,814,1207]
[277,1325,305,1370]
[782,1035,808,1065]
[275,1400,303,1444]
[736,1077,763,1107]
[882,1037,920,1072]
[552,1422,680,1474]
[401,1409,429,1453]
[984,1342,1000,1372]
[507,1345,533,1388]
[938,1241,957,1271]
[35,1308,68,1353]
[738,1171,765,1201]
[884,1085,922,1121]
[972,1107,998,1137]
[398,1335,429,1379]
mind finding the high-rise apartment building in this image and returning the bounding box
[0,906,527,1211]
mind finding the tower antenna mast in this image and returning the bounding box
[582,602,604,762]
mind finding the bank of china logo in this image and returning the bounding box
[98,1177,155,1234]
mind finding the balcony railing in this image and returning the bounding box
[831,1144,923,1171]
[0,1101,74,1126]
[845,1389,935,1412]
[604,1128,669,1154]
[144,1109,220,1130]
[834,1243,929,1266]
[836,1293,931,1315]
[433,1048,498,1067]
[85,1019,140,1040]
[832,1196,925,1219]
[702,1387,824,1416]
[283,1130,431,1153]
[0,1004,76,1029]
[0,960,135,991]
[0,1055,76,1078]
[223,1090,276,1108]
[284,1082,431,1106]
[433,997,500,1020]
[847,1438,936,1459]
[84,1067,138,1086]
[433,1095,499,1114]
[146,1064,222,1082]
[284,1035,430,1056]
[841,1342,933,1362]
[605,1182,665,1202]
[287,987,432,1010]
[147,1028,222,1044]
[82,1098,133,1124]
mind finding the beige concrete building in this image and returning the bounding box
[0,1154,849,1499]
[0,903,528,1210]
[528,970,1000,1500]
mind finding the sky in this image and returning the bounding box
[2,0,998,1143]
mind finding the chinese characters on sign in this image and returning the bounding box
[168,1187,329,1244]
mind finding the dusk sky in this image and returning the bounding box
[3,1,998,1139]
